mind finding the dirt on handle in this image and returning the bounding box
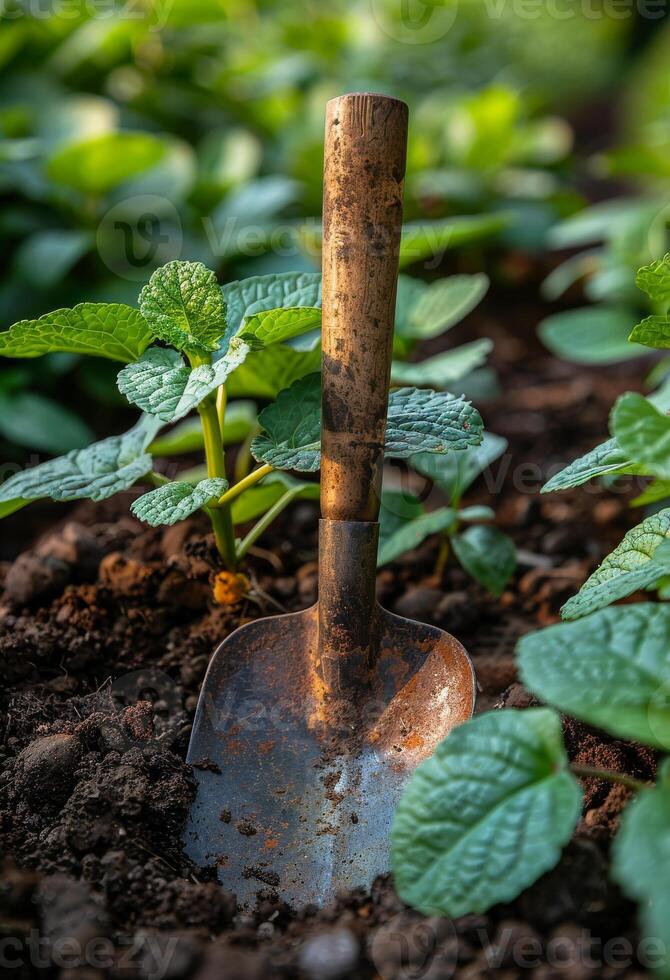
[0,310,659,978]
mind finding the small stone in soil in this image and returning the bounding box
[4,553,71,605]
[298,928,360,980]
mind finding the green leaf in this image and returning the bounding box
[539,307,645,365]
[391,708,581,917]
[395,274,489,340]
[14,229,91,289]
[0,393,93,454]
[149,401,256,456]
[390,340,492,388]
[385,389,483,458]
[613,760,670,972]
[251,379,483,473]
[542,437,639,493]
[251,373,321,472]
[131,478,228,527]
[519,604,670,750]
[0,303,154,363]
[139,261,226,354]
[226,344,321,400]
[241,307,321,348]
[631,479,670,507]
[0,415,162,508]
[222,272,322,340]
[629,315,670,350]
[561,509,670,620]
[452,526,516,596]
[46,132,166,195]
[412,432,507,503]
[378,503,456,567]
[117,341,248,422]
[398,215,507,269]
[231,472,319,525]
[635,253,670,305]
[612,392,670,479]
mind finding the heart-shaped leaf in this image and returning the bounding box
[139,260,226,354]
[519,603,670,749]
[131,478,228,526]
[391,708,581,916]
[0,414,162,509]
[452,525,516,596]
[0,303,154,363]
[561,509,670,620]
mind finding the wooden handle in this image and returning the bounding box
[320,92,408,523]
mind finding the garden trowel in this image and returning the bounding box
[183,92,476,907]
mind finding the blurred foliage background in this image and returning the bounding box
[2,0,670,455]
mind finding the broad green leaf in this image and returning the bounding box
[0,303,153,363]
[251,379,482,473]
[412,432,507,504]
[379,505,456,567]
[613,759,670,972]
[139,261,226,354]
[251,373,321,472]
[379,490,426,542]
[541,249,602,302]
[0,498,29,519]
[0,393,93,454]
[460,505,495,522]
[390,340,492,388]
[395,276,429,336]
[149,401,256,456]
[131,478,228,526]
[542,438,641,493]
[231,472,319,525]
[241,307,321,347]
[46,132,166,195]
[632,479,670,507]
[452,526,516,596]
[519,604,670,750]
[0,415,162,508]
[629,315,670,350]
[117,341,248,422]
[385,389,483,457]
[395,274,489,340]
[398,215,507,269]
[222,272,322,338]
[611,392,670,479]
[391,709,581,917]
[14,229,91,289]
[226,344,321,400]
[635,253,670,305]
[547,197,655,249]
[539,307,645,365]
[561,509,670,620]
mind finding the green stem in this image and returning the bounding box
[434,534,451,579]
[570,764,650,793]
[236,488,299,561]
[198,392,236,569]
[148,470,171,487]
[215,462,274,508]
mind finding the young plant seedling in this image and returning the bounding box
[379,432,516,596]
[0,259,486,581]
[390,257,670,972]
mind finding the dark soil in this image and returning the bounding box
[0,277,659,978]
